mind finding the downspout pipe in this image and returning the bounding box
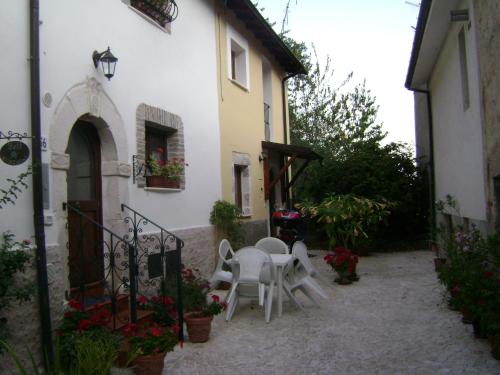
[30,0,54,367]
[406,87,437,243]
[281,72,299,208]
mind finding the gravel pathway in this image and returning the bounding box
[165,250,500,374]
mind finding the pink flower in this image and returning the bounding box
[22,239,31,245]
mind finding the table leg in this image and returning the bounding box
[277,265,283,317]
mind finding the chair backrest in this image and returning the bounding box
[232,247,274,283]
[292,241,317,277]
[255,237,289,254]
[215,239,234,272]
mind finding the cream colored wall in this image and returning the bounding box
[215,6,287,221]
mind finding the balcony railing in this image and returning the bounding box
[130,0,178,27]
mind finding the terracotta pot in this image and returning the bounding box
[434,257,447,272]
[490,335,500,360]
[334,271,353,285]
[133,352,166,375]
[184,312,213,343]
[146,176,180,188]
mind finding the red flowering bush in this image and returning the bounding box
[58,299,118,370]
[200,294,227,317]
[137,294,177,326]
[324,247,358,274]
[124,323,178,356]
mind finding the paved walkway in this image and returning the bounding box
[165,250,500,374]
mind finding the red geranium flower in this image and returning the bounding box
[163,296,175,306]
[137,295,148,305]
[211,295,220,303]
[77,319,91,333]
[68,299,84,311]
[172,324,180,335]
[122,323,137,337]
[151,327,162,337]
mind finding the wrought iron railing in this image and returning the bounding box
[64,202,135,330]
[121,204,184,339]
[64,202,185,341]
[130,0,178,27]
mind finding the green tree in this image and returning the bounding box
[282,35,429,244]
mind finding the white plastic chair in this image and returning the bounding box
[209,239,234,289]
[291,241,318,277]
[225,247,275,323]
[255,237,290,254]
[286,241,328,305]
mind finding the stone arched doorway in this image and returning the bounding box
[49,78,131,297]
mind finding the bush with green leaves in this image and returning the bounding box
[297,194,392,250]
[0,232,34,347]
[209,200,243,248]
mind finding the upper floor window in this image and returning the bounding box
[458,27,470,111]
[227,25,249,89]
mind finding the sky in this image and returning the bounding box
[257,0,420,147]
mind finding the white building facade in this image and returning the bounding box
[406,0,500,233]
[1,0,222,369]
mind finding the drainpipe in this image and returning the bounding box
[30,0,54,367]
[281,72,299,208]
[406,87,436,243]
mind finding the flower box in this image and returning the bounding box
[146,176,180,189]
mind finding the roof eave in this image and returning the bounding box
[221,0,307,75]
[405,0,432,90]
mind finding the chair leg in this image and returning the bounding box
[225,293,238,321]
[298,285,320,306]
[283,282,304,311]
[265,281,274,323]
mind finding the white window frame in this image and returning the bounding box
[227,25,250,90]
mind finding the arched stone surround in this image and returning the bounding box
[49,77,131,299]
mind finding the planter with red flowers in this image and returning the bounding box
[324,247,360,285]
[121,323,179,375]
[184,294,226,343]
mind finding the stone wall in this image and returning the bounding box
[242,219,268,247]
[473,0,500,232]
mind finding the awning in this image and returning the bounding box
[261,141,322,200]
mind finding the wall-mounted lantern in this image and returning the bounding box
[92,47,118,80]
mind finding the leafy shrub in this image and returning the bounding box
[209,200,243,248]
[297,194,392,250]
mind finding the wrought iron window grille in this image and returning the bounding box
[130,0,179,27]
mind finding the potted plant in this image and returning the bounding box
[146,148,187,188]
[323,247,359,285]
[184,294,226,343]
[122,323,178,375]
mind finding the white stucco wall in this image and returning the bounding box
[429,0,486,222]
[37,0,221,242]
[0,2,35,240]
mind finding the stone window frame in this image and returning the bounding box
[232,152,251,217]
[136,103,185,189]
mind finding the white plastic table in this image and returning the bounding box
[269,253,294,317]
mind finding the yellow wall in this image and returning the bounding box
[215,5,289,221]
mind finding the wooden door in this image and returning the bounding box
[66,120,103,291]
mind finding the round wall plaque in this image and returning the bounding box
[0,141,30,165]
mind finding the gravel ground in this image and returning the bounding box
[164,250,500,375]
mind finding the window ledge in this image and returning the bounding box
[229,78,249,92]
[144,187,182,193]
[127,4,171,34]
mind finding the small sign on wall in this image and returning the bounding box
[0,141,30,165]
